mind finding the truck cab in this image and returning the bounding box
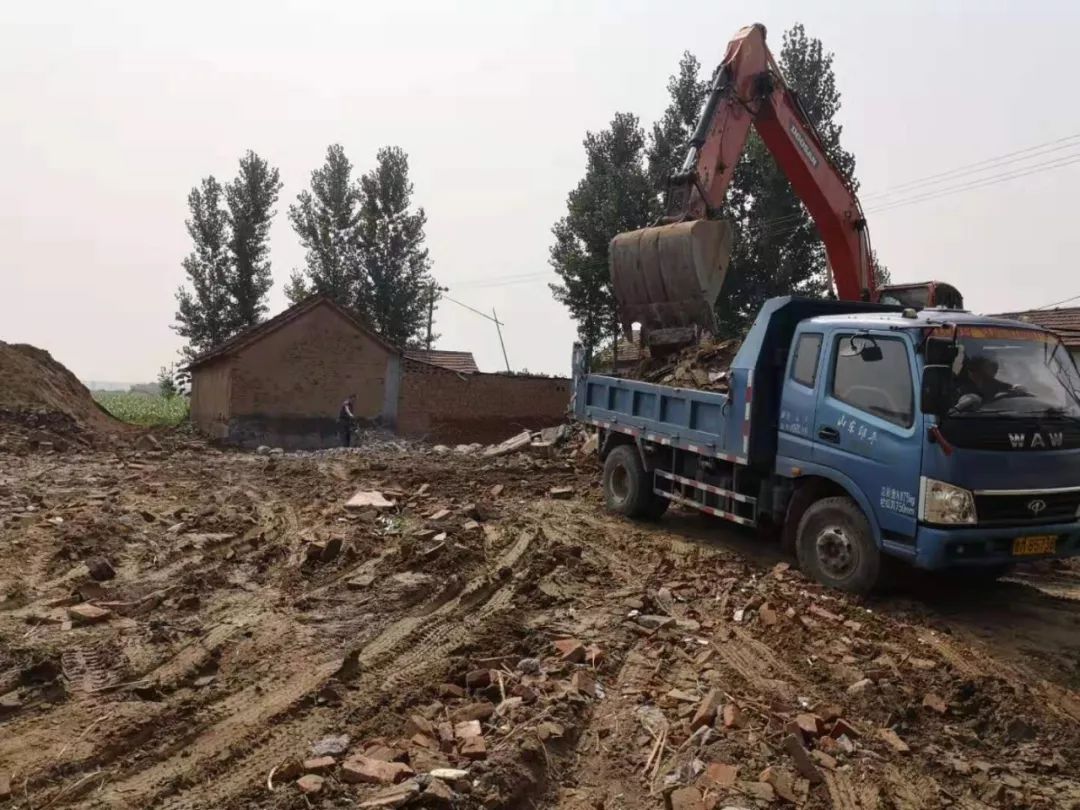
[776,308,1080,587]
[573,296,1080,592]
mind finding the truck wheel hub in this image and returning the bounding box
[816,526,857,578]
[610,465,630,502]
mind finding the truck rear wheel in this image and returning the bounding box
[603,445,668,520]
[796,496,880,594]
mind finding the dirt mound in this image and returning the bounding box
[0,341,123,448]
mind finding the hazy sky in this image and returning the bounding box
[3,0,1079,381]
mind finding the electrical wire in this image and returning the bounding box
[1034,292,1080,310]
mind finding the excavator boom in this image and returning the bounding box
[611,23,957,350]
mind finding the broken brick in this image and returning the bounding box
[429,509,452,522]
[405,713,436,738]
[424,778,456,805]
[922,692,948,715]
[782,734,823,784]
[357,781,422,809]
[691,688,722,731]
[553,638,586,663]
[548,486,574,499]
[296,774,325,794]
[742,781,776,802]
[878,727,911,754]
[669,786,705,810]
[363,744,405,763]
[459,736,487,760]
[438,683,466,699]
[67,603,112,624]
[759,604,778,626]
[721,703,746,729]
[303,756,336,773]
[410,733,435,749]
[536,721,564,741]
[808,604,843,622]
[449,702,495,723]
[341,756,414,785]
[437,722,455,752]
[454,720,482,740]
[705,762,738,787]
[465,669,493,689]
[816,703,844,723]
[847,677,873,695]
[811,749,837,770]
[489,484,504,498]
[829,718,861,739]
[759,766,798,803]
[794,713,824,738]
[571,670,596,697]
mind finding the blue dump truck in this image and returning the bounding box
[572,297,1080,592]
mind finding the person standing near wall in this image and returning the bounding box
[338,394,357,447]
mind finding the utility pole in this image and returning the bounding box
[492,307,510,372]
[425,283,448,351]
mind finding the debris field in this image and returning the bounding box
[2,428,1080,810]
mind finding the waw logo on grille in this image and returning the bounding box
[1008,432,1064,449]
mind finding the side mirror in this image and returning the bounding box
[921,364,953,415]
[859,343,883,363]
[925,336,958,367]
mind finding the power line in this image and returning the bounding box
[1034,292,1080,310]
[861,131,1080,201]
[440,292,505,324]
[866,151,1080,214]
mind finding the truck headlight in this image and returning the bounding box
[920,478,977,525]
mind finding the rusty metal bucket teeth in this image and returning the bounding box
[609,219,734,338]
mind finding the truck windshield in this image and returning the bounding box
[940,327,1080,418]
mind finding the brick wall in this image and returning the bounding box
[229,304,394,422]
[397,360,570,443]
[189,361,231,439]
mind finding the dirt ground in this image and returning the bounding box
[1,436,1079,810]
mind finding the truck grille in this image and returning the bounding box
[974,490,1080,526]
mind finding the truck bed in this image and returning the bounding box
[573,372,752,464]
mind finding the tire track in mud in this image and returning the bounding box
[88,530,538,810]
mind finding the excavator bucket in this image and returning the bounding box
[610,220,734,352]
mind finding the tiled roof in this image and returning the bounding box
[403,350,480,374]
[187,296,398,370]
[993,307,1080,347]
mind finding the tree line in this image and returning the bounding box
[173,144,436,369]
[550,23,890,358]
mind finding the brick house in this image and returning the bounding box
[188,296,569,448]
[993,307,1080,366]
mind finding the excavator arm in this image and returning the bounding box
[611,23,956,350]
[673,23,874,300]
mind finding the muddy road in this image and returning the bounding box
[1,439,1078,809]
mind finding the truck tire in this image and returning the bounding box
[603,445,668,520]
[796,496,880,594]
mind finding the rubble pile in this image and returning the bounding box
[1,432,1078,809]
[634,337,741,393]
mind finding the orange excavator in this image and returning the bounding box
[611,23,962,352]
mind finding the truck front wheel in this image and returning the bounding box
[796,496,880,593]
[603,445,668,520]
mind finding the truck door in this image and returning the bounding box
[813,332,922,546]
[778,330,823,462]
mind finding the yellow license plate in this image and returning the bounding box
[1012,535,1057,556]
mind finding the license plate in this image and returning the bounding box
[1012,535,1057,556]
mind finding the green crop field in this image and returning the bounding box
[93,391,189,427]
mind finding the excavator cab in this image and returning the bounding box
[877,282,964,311]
